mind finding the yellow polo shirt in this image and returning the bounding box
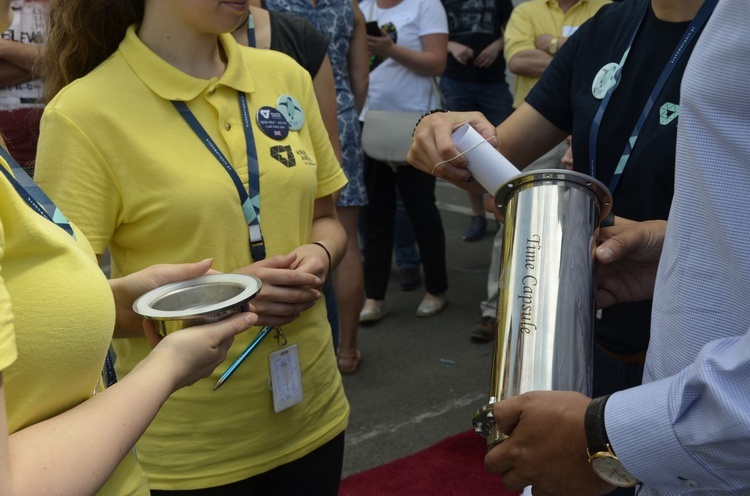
[1,159,148,495]
[504,0,610,108]
[35,26,349,490]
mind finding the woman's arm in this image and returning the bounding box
[312,55,342,164]
[0,312,254,496]
[290,194,346,281]
[368,32,448,77]
[348,0,369,113]
[407,103,567,186]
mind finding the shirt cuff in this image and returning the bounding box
[606,376,726,492]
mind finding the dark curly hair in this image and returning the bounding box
[42,0,145,102]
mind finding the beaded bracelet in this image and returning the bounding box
[311,241,332,277]
[412,108,449,138]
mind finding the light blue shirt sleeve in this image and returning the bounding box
[606,330,750,493]
[602,0,750,493]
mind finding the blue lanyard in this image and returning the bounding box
[247,12,256,48]
[588,0,717,194]
[172,92,266,261]
[0,146,75,239]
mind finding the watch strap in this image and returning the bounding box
[585,394,611,456]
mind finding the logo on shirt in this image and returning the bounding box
[659,102,680,126]
[270,145,296,168]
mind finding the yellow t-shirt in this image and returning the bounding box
[0,159,149,495]
[35,26,350,490]
[504,0,610,108]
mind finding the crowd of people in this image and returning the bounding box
[1,0,748,495]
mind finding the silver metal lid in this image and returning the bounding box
[493,169,613,220]
[132,273,262,322]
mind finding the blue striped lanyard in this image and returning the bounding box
[247,12,256,48]
[0,146,75,239]
[588,0,717,194]
[172,92,266,261]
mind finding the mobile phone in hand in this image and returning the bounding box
[366,21,382,37]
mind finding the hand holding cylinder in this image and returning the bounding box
[451,123,520,195]
[407,110,496,190]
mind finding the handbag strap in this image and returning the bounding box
[431,77,445,108]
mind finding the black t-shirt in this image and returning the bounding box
[526,0,702,354]
[268,10,329,79]
[441,0,513,83]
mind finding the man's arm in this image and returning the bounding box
[0,38,42,72]
[504,5,553,77]
[607,329,750,492]
[0,59,32,86]
[507,49,552,78]
[0,38,43,88]
[473,37,503,68]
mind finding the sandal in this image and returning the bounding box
[337,349,361,375]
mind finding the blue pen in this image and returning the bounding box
[213,325,274,391]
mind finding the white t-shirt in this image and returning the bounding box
[361,0,447,114]
[0,0,46,111]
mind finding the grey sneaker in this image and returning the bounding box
[470,316,495,342]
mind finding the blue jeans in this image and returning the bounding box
[439,76,513,126]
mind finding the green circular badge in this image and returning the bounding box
[592,62,620,100]
[276,94,305,131]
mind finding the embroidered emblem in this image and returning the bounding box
[270,145,296,168]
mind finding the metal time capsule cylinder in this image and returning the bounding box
[472,169,612,449]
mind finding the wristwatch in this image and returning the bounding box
[548,37,559,55]
[585,395,638,487]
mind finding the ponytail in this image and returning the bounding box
[42,0,145,102]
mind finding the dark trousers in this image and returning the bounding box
[362,153,448,299]
[150,432,345,496]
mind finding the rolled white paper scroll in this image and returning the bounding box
[451,123,519,194]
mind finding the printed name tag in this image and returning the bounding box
[269,344,303,413]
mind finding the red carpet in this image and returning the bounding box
[340,430,521,495]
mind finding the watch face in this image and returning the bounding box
[591,455,638,487]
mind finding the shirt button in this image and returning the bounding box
[682,480,699,488]
[224,123,231,131]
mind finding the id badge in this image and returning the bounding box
[269,344,303,413]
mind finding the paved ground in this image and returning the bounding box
[341,179,500,477]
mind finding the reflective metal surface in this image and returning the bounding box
[133,274,262,336]
[473,170,612,448]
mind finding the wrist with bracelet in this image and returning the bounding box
[311,241,332,277]
[412,108,449,138]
